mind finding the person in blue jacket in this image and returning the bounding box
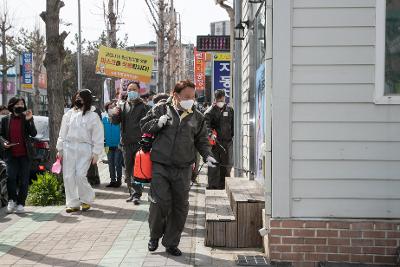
[103,101,123,188]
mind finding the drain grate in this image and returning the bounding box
[236,255,270,266]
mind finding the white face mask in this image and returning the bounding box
[180,100,194,110]
[216,102,225,108]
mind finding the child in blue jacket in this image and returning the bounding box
[103,101,123,187]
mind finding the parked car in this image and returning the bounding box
[30,116,51,181]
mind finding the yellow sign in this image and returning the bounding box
[22,84,33,89]
[214,53,231,61]
[96,45,154,83]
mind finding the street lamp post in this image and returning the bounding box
[77,0,82,91]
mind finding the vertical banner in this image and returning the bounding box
[22,53,33,89]
[213,53,231,102]
[194,50,206,90]
[255,63,266,184]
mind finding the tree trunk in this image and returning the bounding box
[108,0,117,99]
[108,0,117,48]
[41,0,67,163]
[1,24,7,106]
[157,0,165,93]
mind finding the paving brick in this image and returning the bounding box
[0,170,252,267]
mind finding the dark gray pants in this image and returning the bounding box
[6,156,31,206]
[148,162,191,248]
[207,142,233,190]
[122,143,142,199]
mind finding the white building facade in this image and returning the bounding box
[235,0,400,265]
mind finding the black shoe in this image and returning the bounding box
[106,181,116,187]
[148,239,159,252]
[113,180,122,188]
[166,247,182,256]
[126,194,134,202]
[133,198,140,205]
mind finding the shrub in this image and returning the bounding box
[27,172,65,206]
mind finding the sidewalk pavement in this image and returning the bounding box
[0,162,263,267]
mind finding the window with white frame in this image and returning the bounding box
[375,0,400,104]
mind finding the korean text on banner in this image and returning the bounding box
[194,51,206,90]
[213,53,231,102]
[22,53,33,89]
[96,45,154,83]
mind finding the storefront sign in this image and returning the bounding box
[213,53,231,102]
[197,35,230,52]
[194,51,206,90]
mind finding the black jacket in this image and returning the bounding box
[140,98,211,168]
[0,114,37,160]
[204,104,234,142]
[110,99,150,147]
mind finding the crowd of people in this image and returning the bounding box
[1,79,234,257]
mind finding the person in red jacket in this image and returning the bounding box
[0,97,37,214]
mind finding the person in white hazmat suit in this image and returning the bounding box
[56,89,104,213]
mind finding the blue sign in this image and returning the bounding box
[213,59,231,103]
[22,53,33,89]
[255,63,266,183]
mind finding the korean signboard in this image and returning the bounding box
[194,50,206,90]
[96,45,154,83]
[22,53,33,89]
[213,53,231,102]
[196,35,230,52]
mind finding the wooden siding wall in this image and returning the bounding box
[290,0,400,218]
[241,0,251,177]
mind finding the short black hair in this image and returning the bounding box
[215,89,226,100]
[173,80,195,94]
[0,105,7,111]
[128,81,140,90]
[7,96,27,112]
[153,93,169,104]
[104,101,115,112]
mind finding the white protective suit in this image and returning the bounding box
[56,107,104,208]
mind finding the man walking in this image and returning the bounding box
[110,81,150,204]
[204,89,234,189]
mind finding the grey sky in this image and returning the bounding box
[8,0,230,49]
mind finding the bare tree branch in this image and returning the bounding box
[215,0,234,18]
[144,0,160,30]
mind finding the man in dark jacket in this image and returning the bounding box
[141,80,216,256]
[110,81,150,204]
[0,97,37,214]
[204,89,234,189]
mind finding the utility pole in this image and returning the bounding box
[77,0,82,91]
